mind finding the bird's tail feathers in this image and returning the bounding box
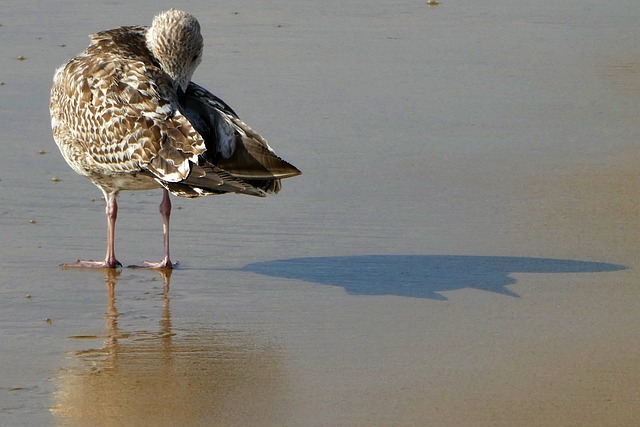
[159,163,266,198]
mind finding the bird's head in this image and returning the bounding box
[146,9,203,92]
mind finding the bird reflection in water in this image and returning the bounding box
[51,269,286,426]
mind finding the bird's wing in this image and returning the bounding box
[182,82,302,180]
[51,29,200,180]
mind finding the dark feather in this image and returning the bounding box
[179,83,301,194]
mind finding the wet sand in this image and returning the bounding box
[2,0,640,425]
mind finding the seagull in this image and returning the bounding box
[50,9,301,269]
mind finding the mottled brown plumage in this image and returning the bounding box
[50,10,300,268]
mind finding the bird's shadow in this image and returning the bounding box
[240,255,627,300]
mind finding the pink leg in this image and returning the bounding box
[132,189,174,269]
[62,191,122,268]
[104,192,121,267]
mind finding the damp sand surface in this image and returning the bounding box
[2,1,640,425]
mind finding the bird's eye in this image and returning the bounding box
[192,54,200,62]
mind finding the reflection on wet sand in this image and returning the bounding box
[51,269,286,427]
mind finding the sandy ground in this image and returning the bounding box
[1,0,640,426]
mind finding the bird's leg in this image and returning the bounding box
[104,192,122,267]
[61,190,122,268]
[158,189,173,267]
[132,189,174,269]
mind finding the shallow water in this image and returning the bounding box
[2,0,640,425]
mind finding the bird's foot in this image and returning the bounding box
[128,258,176,270]
[61,259,122,269]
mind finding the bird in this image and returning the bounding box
[50,9,301,269]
